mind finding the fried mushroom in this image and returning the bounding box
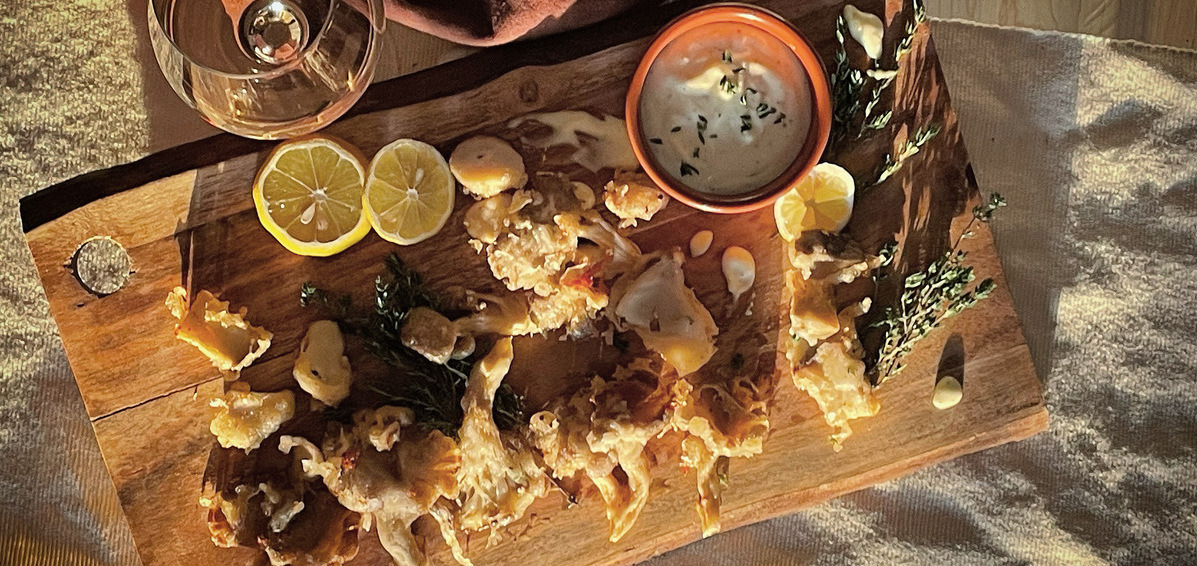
[453,338,551,545]
[529,358,671,542]
[603,172,669,228]
[209,384,295,453]
[166,287,272,377]
[293,321,352,406]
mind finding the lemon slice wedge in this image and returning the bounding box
[364,139,455,245]
[253,136,371,257]
[774,162,856,240]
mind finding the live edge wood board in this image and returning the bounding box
[20,1,1046,565]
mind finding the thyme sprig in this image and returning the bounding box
[301,254,523,436]
[858,0,927,136]
[831,14,866,144]
[832,0,928,144]
[874,123,941,184]
[867,193,1006,385]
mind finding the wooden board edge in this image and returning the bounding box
[735,406,1048,537]
[635,404,1049,564]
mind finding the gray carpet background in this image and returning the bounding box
[1,5,1195,565]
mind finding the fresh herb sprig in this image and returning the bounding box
[831,13,866,144]
[858,0,927,136]
[301,254,523,435]
[832,0,928,144]
[874,123,941,184]
[867,193,1006,385]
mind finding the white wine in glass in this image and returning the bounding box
[149,0,385,139]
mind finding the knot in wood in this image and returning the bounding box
[519,80,539,104]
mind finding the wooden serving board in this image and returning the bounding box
[20,1,1046,565]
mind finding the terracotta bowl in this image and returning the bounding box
[625,3,832,214]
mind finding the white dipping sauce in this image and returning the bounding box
[640,23,812,195]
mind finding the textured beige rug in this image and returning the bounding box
[1,5,1194,564]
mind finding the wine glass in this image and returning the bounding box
[148,0,385,140]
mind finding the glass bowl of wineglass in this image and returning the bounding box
[148,0,385,140]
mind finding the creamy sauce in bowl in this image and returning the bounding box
[639,22,812,196]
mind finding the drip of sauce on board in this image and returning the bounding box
[721,246,755,303]
[508,111,639,172]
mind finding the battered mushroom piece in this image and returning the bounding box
[294,320,353,406]
[280,406,462,566]
[462,191,519,245]
[785,270,840,347]
[786,230,876,283]
[449,135,528,199]
[529,358,672,542]
[463,178,643,336]
[452,290,539,337]
[527,258,609,335]
[671,373,769,536]
[491,208,580,297]
[201,469,363,566]
[611,251,718,376]
[603,172,669,228]
[454,338,551,545]
[401,306,458,365]
[788,300,879,450]
[261,489,363,566]
[202,483,269,548]
[209,383,295,453]
[784,230,881,450]
[166,287,272,377]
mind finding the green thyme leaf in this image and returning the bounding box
[301,254,524,436]
[866,196,1004,386]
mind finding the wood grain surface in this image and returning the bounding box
[21,1,1046,565]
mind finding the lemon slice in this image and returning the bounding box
[774,162,856,240]
[253,136,370,257]
[364,139,455,245]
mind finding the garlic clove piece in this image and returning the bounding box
[844,5,885,60]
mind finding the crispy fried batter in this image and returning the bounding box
[670,371,770,536]
[209,383,295,453]
[603,172,669,228]
[784,230,882,450]
[279,406,461,566]
[529,358,672,542]
[454,338,551,545]
[166,287,272,377]
[463,178,643,336]
[611,251,718,377]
